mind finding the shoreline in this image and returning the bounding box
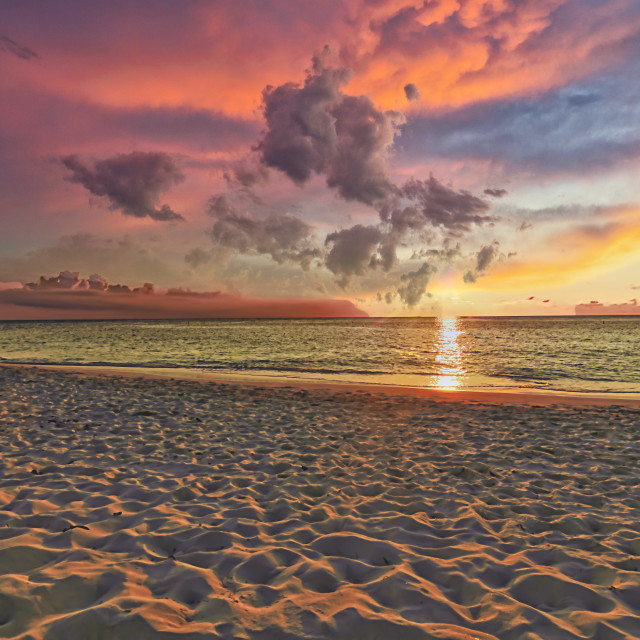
[3,361,640,407]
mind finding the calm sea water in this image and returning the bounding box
[0,317,639,394]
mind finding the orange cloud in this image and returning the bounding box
[346,0,640,111]
[5,0,638,120]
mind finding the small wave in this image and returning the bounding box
[196,361,391,376]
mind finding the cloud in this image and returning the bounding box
[343,0,640,114]
[0,35,38,60]
[411,241,461,262]
[477,207,640,291]
[400,58,640,175]
[484,188,507,198]
[575,299,640,315]
[397,262,437,307]
[256,51,494,235]
[4,0,638,120]
[184,248,213,269]
[1,83,258,154]
[248,50,494,292]
[88,273,108,291]
[224,156,270,187]
[24,270,85,290]
[257,47,402,206]
[324,225,387,285]
[207,194,321,269]
[476,242,498,272]
[0,273,368,319]
[463,241,500,283]
[22,270,155,295]
[61,152,185,221]
[403,83,420,101]
[194,49,495,294]
[381,176,492,235]
[0,234,177,286]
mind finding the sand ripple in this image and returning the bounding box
[1,366,640,639]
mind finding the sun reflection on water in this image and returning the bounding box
[433,317,465,390]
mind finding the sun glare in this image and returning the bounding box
[433,317,465,390]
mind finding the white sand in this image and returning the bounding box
[1,365,640,640]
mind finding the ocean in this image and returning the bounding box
[1,317,638,395]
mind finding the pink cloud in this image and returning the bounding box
[575,299,640,315]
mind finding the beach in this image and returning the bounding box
[1,364,640,640]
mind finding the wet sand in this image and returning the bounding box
[1,364,640,639]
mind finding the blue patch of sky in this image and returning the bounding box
[397,59,640,174]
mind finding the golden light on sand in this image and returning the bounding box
[433,317,465,389]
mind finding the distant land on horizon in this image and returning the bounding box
[575,299,640,316]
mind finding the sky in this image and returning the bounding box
[1,0,639,318]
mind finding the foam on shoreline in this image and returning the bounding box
[1,364,640,639]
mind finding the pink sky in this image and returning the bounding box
[1,0,639,317]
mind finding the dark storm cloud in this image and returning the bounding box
[256,48,401,206]
[62,152,185,221]
[399,60,640,173]
[0,35,38,60]
[207,195,321,269]
[403,83,420,101]
[397,262,437,307]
